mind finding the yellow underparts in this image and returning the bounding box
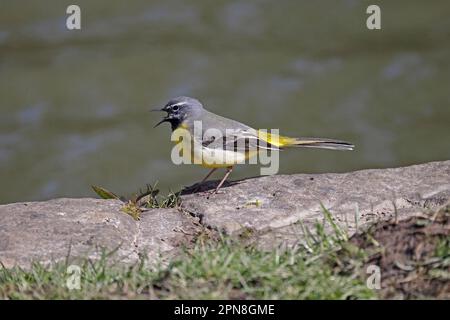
[171,125,262,168]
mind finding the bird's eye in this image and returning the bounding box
[172,105,179,111]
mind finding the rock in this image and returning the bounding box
[181,161,450,248]
[138,208,200,261]
[0,198,198,268]
[1,161,449,268]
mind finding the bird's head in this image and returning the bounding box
[152,96,203,130]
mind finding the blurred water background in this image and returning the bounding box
[1,0,449,203]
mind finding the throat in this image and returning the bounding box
[171,120,190,131]
[169,118,182,131]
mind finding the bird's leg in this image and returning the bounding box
[208,166,233,197]
[192,168,217,192]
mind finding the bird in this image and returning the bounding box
[153,96,354,196]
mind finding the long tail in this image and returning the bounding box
[282,137,354,151]
[258,131,354,151]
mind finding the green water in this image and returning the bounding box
[1,0,449,203]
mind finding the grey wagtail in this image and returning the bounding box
[153,96,354,196]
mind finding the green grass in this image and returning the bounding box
[153,237,374,299]
[0,240,375,300]
[0,209,376,300]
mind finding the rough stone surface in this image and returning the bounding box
[181,161,450,248]
[138,208,200,261]
[1,161,449,268]
[0,198,197,268]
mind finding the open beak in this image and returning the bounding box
[154,116,170,128]
[151,107,172,128]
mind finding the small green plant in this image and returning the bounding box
[121,201,143,220]
[91,185,120,200]
[435,237,450,259]
[296,203,350,254]
[136,183,180,209]
[91,183,181,220]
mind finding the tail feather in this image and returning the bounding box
[257,131,354,151]
[284,137,354,151]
